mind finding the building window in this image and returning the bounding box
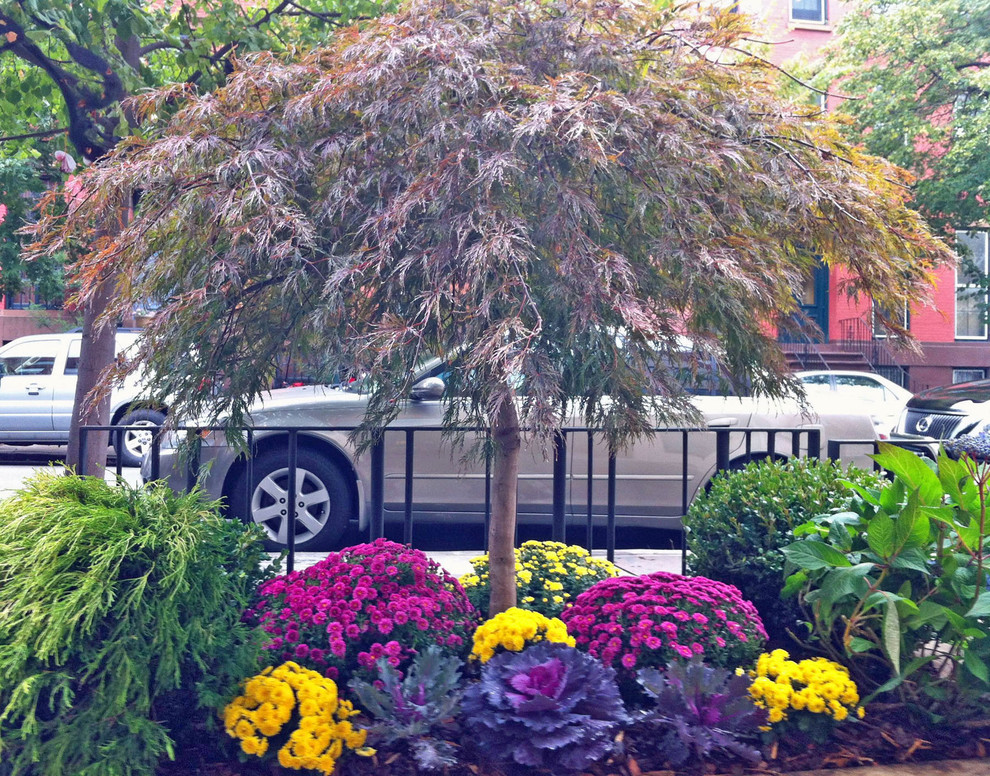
[953,368,986,384]
[791,0,826,23]
[1,287,62,311]
[872,301,909,338]
[955,230,989,340]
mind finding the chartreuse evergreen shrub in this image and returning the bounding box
[459,540,620,618]
[470,607,574,663]
[0,472,271,776]
[224,660,369,774]
[461,641,628,771]
[781,444,990,721]
[684,457,886,647]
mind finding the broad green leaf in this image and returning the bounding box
[964,649,989,683]
[867,514,895,558]
[966,591,990,618]
[872,443,943,506]
[883,598,901,674]
[781,540,853,571]
[828,520,852,552]
[956,520,982,554]
[849,636,874,653]
[820,564,873,602]
[781,570,808,599]
[890,548,932,575]
[879,476,906,514]
[841,481,881,506]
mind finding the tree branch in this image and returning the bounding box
[0,127,69,144]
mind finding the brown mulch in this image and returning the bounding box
[158,705,990,776]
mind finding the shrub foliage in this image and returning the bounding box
[0,473,270,776]
[684,458,886,647]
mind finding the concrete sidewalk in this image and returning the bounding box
[282,548,684,579]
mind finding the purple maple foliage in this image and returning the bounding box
[461,641,628,771]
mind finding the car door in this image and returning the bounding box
[0,338,64,440]
[51,336,82,436]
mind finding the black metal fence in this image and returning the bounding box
[79,423,912,574]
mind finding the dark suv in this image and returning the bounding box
[897,379,990,440]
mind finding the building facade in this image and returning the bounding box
[737,0,986,392]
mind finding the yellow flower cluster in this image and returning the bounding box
[471,607,575,663]
[748,650,865,726]
[459,541,619,614]
[224,661,370,775]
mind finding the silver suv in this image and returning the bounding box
[144,358,880,551]
[0,330,165,466]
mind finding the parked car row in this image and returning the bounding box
[7,325,982,553]
[0,331,165,467]
[140,358,885,551]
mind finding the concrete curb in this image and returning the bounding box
[784,758,990,776]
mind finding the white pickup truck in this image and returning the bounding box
[0,330,165,466]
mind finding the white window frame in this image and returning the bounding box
[955,230,989,341]
[872,300,909,339]
[791,0,827,24]
[953,368,986,384]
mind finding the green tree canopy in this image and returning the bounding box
[1,0,389,470]
[818,0,990,234]
[31,0,952,611]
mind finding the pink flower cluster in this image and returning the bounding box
[248,539,479,684]
[560,572,766,679]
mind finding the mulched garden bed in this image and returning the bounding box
[158,705,990,776]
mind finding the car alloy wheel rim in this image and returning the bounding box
[123,421,158,458]
[250,466,331,545]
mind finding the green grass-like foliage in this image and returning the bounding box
[684,458,886,649]
[0,472,272,776]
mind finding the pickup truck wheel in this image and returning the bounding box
[229,449,352,552]
[114,409,166,467]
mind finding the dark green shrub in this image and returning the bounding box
[684,457,885,649]
[0,472,272,776]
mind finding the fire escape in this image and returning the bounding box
[782,317,911,390]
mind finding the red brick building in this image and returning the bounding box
[735,0,986,391]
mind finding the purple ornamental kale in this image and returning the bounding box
[636,658,766,767]
[461,641,628,771]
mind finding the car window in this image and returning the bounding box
[65,339,82,375]
[834,375,886,402]
[799,374,833,393]
[0,340,59,377]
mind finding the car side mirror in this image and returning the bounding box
[410,376,445,401]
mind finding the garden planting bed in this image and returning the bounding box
[4,448,990,776]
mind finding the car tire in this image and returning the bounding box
[114,409,167,467]
[229,448,352,552]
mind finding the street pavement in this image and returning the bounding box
[0,444,684,579]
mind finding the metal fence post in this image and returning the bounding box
[586,431,594,552]
[403,429,415,546]
[286,429,298,574]
[606,451,617,564]
[552,431,567,543]
[370,436,385,540]
[715,428,730,472]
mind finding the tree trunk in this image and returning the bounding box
[487,396,521,615]
[65,275,117,476]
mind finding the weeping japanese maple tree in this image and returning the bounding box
[30,0,950,613]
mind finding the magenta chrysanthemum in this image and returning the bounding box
[247,539,479,685]
[560,572,766,680]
